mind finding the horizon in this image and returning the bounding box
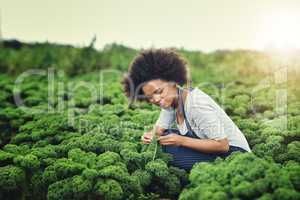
[4,38,300,56]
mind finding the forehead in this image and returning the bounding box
[142,79,165,95]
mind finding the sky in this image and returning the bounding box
[1,0,300,52]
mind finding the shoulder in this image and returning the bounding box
[185,87,223,126]
[187,87,215,112]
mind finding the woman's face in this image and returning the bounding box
[142,79,177,109]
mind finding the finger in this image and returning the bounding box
[158,135,170,140]
[141,136,150,142]
[142,139,151,144]
[144,139,152,143]
[143,137,152,142]
[159,139,172,144]
[160,141,174,146]
[144,135,153,140]
[144,135,152,140]
[159,138,173,143]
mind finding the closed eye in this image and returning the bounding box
[153,88,163,95]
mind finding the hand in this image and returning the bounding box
[158,133,185,146]
[141,131,154,144]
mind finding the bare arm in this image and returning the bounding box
[159,133,229,153]
[181,137,229,153]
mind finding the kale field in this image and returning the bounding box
[0,40,299,200]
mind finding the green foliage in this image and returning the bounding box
[179,153,300,200]
[47,175,93,200]
[0,165,25,199]
[0,165,25,191]
[94,178,123,200]
[0,40,299,199]
[13,154,40,171]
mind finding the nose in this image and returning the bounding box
[152,94,161,104]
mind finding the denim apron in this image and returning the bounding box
[162,87,247,171]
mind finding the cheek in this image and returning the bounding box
[163,93,175,105]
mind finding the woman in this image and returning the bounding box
[122,49,251,171]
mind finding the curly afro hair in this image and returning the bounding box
[122,48,189,101]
